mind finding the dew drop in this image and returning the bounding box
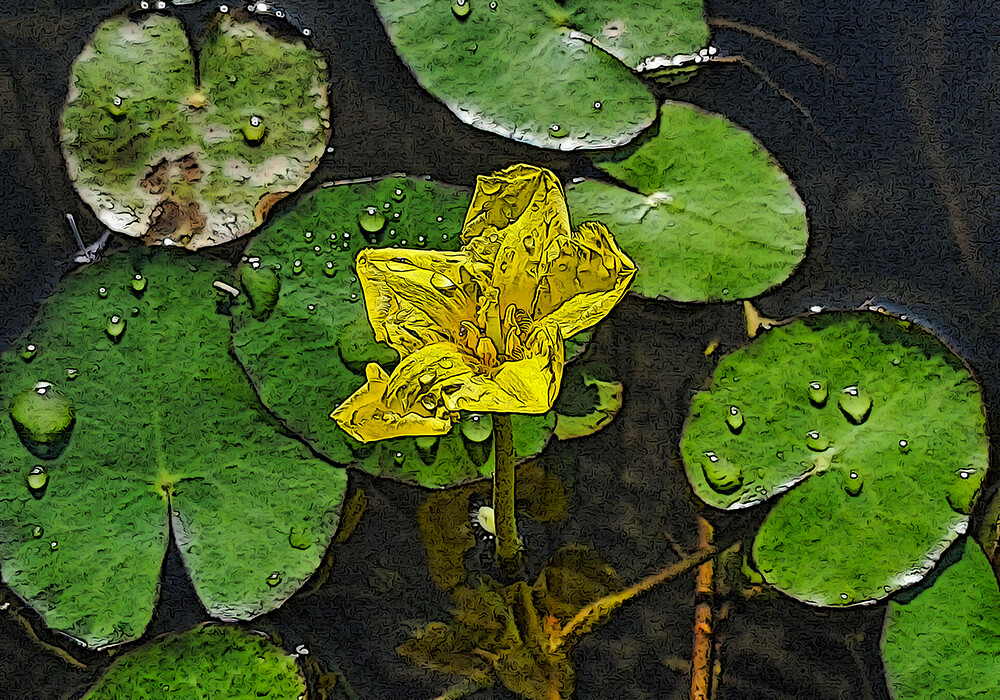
[27,465,49,496]
[806,430,831,452]
[844,469,863,496]
[891,357,901,366]
[32,525,43,539]
[392,187,406,202]
[20,344,37,362]
[349,293,359,302]
[392,212,401,221]
[313,245,323,256]
[10,383,75,455]
[131,273,147,294]
[242,116,266,144]
[307,304,316,312]
[266,571,282,587]
[292,259,304,275]
[359,206,386,233]
[220,4,228,11]
[98,286,108,299]
[593,101,602,109]
[489,0,497,8]
[131,306,140,317]
[324,261,336,277]
[65,368,79,381]
[840,593,849,600]
[452,0,471,17]
[295,644,310,655]
[50,541,58,550]
[838,386,872,424]
[106,314,126,342]
[549,123,568,138]
[959,469,974,480]
[701,451,742,494]
[388,229,396,238]
[898,439,910,454]
[303,28,312,36]
[140,0,148,8]
[383,202,391,210]
[725,405,744,433]
[808,380,827,406]
[461,413,493,442]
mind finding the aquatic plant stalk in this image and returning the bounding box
[690,516,714,700]
[492,413,522,577]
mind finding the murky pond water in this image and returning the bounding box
[1,0,997,697]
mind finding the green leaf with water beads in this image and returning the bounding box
[882,537,1000,699]
[232,176,601,488]
[371,0,707,150]
[680,312,987,606]
[566,102,808,302]
[61,13,329,249]
[0,251,347,648]
[84,625,306,699]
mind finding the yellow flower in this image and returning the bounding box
[331,164,636,443]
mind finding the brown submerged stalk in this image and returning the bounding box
[690,516,715,700]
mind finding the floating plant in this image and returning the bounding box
[566,102,808,302]
[61,13,330,249]
[882,537,1000,699]
[231,174,621,488]
[83,625,306,699]
[371,0,708,149]
[0,251,347,647]
[680,311,987,606]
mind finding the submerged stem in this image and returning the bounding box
[492,413,522,578]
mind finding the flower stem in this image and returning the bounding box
[492,413,522,577]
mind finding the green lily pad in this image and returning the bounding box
[554,374,623,440]
[232,176,590,488]
[372,0,707,149]
[680,312,987,606]
[84,625,306,699]
[60,13,329,249]
[0,250,347,647]
[567,102,807,302]
[883,537,1000,699]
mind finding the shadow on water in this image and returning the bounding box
[0,0,997,697]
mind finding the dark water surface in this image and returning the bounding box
[0,0,997,697]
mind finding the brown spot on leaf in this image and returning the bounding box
[144,198,205,245]
[141,155,204,195]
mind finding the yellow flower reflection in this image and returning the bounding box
[332,164,636,443]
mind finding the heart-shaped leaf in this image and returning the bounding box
[372,0,707,149]
[0,250,347,648]
[681,312,987,605]
[883,537,1000,699]
[84,625,306,699]
[567,102,807,302]
[232,175,602,488]
[61,13,330,249]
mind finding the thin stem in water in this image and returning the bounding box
[492,413,522,578]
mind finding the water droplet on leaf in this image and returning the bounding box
[98,286,108,299]
[808,380,827,406]
[131,274,147,294]
[359,206,386,233]
[452,0,471,18]
[10,383,75,455]
[50,541,58,550]
[838,386,871,424]
[392,187,405,202]
[701,451,742,494]
[32,525,43,539]
[324,261,336,277]
[549,123,568,138]
[726,405,744,433]
[898,439,909,454]
[27,465,48,497]
[461,413,493,442]
[20,344,37,362]
[266,572,282,587]
[106,314,126,342]
[242,116,266,144]
[806,430,831,451]
[431,272,456,291]
[844,469,863,497]
[293,259,304,275]
[288,527,311,550]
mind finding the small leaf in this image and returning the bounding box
[554,375,623,440]
[84,625,306,699]
[567,102,807,302]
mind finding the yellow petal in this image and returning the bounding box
[330,329,564,442]
[533,221,637,339]
[354,248,486,357]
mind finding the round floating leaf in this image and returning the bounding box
[85,625,306,699]
[61,13,330,249]
[883,537,1000,699]
[0,251,347,647]
[681,312,987,605]
[372,0,707,149]
[233,176,576,488]
[567,102,807,301]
